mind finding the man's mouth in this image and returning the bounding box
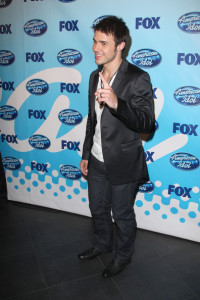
[95,53,103,58]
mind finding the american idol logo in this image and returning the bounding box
[60,165,82,180]
[24,19,47,37]
[0,0,12,8]
[2,156,21,170]
[29,134,51,150]
[174,86,200,106]
[92,15,110,27]
[131,49,161,68]
[58,109,82,125]
[0,50,15,66]
[0,105,18,120]
[58,0,76,2]
[139,181,154,193]
[178,12,200,34]
[26,79,49,95]
[154,120,159,131]
[170,152,199,170]
[57,49,82,66]
[150,120,159,132]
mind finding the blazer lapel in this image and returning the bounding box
[112,74,121,93]
[112,59,128,94]
[91,72,99,117]
[91,60,128,118]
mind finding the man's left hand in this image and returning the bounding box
[94,72,118,110]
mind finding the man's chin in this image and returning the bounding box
[95,61,102,66]
[95,58,104,65]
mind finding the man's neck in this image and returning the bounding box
[103,58,122,82]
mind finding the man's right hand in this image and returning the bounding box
[80,159,88,176]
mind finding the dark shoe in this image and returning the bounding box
[102,259,131,278]
[78,247,111,260]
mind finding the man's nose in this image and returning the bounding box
[93,43,99,52]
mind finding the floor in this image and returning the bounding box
[0,198,200,300]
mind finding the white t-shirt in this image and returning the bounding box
[91,72,117,162]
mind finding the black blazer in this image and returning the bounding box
[82,59,154,185]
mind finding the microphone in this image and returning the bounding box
[100,79,105,107]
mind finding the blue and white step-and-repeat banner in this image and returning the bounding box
[0,0,200,242]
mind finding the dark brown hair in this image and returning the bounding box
[93,16,130,52]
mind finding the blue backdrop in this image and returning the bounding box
[0,0,200,242]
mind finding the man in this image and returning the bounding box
[79,16,154,278]
[0,152,7,209]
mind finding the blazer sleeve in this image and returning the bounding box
[110,71,154,133]
[81,74,94,160]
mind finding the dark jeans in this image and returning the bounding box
[88,154,139,262]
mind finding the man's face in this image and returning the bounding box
[92,30,119,66]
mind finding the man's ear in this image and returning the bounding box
[117,41,125,52]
